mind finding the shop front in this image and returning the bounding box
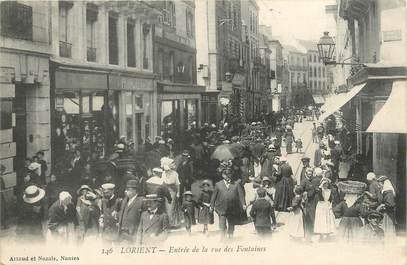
[51,67,118,163]
[201,91,220,126]
[51,65,156,163]
[157,82,205,150]
[109,75,156,152]
[348,65,407,231]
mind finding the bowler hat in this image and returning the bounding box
[301,157,310,162]
[126,179,139,188]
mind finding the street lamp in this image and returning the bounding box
[317,31,365,66]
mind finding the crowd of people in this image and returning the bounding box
[0,106,398,246]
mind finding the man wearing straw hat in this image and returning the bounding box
[100,183,121,243]
[16,185,46,242]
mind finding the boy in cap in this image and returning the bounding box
[197,180,214,234]
[250,188,274,236]
[136,194,169,245]
[181,191,196,235]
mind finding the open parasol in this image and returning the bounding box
[211,145,235,161]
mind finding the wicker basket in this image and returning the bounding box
[337,180,367,195]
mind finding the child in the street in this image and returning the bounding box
[197,180,214,234]
[287,186,305,240]
[250,177,277,228]
[250,188,275,236]
[181,191,196,235]
[295,138,303,153]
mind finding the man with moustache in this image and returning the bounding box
[117,180,145,243]
[210,167,246,239]
[99,183,122,244]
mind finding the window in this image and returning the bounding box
[86,5,98,62]
[59,3,72,57]
[142,23,150,69]
[163,1,176,28]
[127,20,136,67]
[108,13,118,65]
[186,9,194,37]
[0,99,12,130]
[0,1,32,40]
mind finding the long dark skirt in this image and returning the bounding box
[274,177,295,212]
[338,216,363,243]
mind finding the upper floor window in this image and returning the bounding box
[142,23,151,69]
[86,4,98,62]
[186,9,194,37]
[108,12,118,65]
[163,1,176,28]
[0,1,32,41]
[59,2,73,57]
[127,20,136,67]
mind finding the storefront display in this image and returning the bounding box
[120,91,153,151]
[54,90,118,161]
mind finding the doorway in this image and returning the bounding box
[13,85,27,170]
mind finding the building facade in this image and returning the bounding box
[327,0,407,230]
[258,33,272,113]
[284,47,309,107]
[49,1,160,165]
[151,1,204,149]
[0,1,52,196]
[196,0,246,124]
[241,0,260,121]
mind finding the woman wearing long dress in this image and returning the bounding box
[376,176,396,241]
[333,193,367,243]
[284,128,295,154]
[161,157,181,228]
[145,168,172,213]
[274,157,295,212]
[314,178,336,240]
[287,186,305,239]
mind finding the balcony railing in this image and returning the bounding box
[87,47,96,62]
[59,41,72,58]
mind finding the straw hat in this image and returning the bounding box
[23,185,45,204]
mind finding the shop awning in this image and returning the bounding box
[312,95,325,105]
[366,80,407,133]
[319,82,367,122]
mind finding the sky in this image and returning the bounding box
[258,0,337,42]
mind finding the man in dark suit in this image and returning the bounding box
[250,188,274,236]
[210,168,246,239]
[136,194,169,245]
[117,180,145,243]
